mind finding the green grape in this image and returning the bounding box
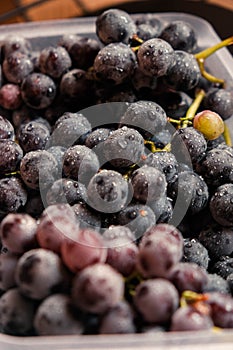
[193,110,225,140]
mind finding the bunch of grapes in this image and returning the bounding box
[0,8,233,337]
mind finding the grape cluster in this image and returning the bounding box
[0,7,233,337]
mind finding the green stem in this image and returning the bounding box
[181,89,205,127]
[223,123,232,146]
[195,36,233,60]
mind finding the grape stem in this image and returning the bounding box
[181,89,206,127]
[195,36,233,86]
[223,123,232,146]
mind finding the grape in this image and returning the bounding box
[86,169,129,213]
[206,292,233,328]
[20,150,58,190]
[38,46,72,79]
[21,72,56,109]
[93,43,137,85]
[156,91,193,119]
[195,144,233,187]
[165,50,201,91]
[159,20,197,52]
[203,273,231,294]
[96,9,137,45]
[115,203,156,239]
[46,178,86,206]
[2,51,34,84]
[133,278,179,324]
[0,252,18,291]
[136,224,183,278]
[0,139,23,175]
[85,128,113,149]
[0,213,37,254]
[136,22,161,41]
[182,238,209,270]
[0,288,37,336]
[103,126,145,168]
[203,87,233,120]
[227,274,233,295]
[0,83,22,110]
[36,203,78,254]
[130,165,167,203]
[61,227,107,273]
[193,110,224,140]
[59,35,100,70]
[63,144,100,185]
[15,248,71,300]
[149,195,173,224]
[0,177,27,214]
[199,224,233,261]
[0,115,15,140]
[18,120,50,153]
[171,126,207,165]
[137,38,174,77]
[170,305,213,331]
[209,183,233,227]
[72,203,101,231]
[34,293,84,335]
[119,100,167,138]
[71,263,124,314]
[1,35,32,58]
[99,300,136,334]
[168,262,208,293]
[211,256,233,280]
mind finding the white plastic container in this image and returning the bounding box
[0,12,233,350]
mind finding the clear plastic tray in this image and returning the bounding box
[0,12,233,350]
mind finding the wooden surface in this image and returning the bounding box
[0,0,232,24]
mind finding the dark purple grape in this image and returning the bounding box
[99,300,136,334]
[211,256,233,280]
[96,9,137,44]
[60,35,100,70]
[182,238,209,270]
[199,224,233,261]
[170,305,213,331]
[120,100,167,138]
[168,262,208,293]
[46,145,66,173]
[93,43,137,85]
[38,46,72,79]
[206,292,233,328]
[115,203,156,239]
[136,22,161,41]
[15,248,71,300]
[0,115,15,140]
[59,68,93,105]
[131,66,158,92]
[0,83,22,110]
[71,263,124,314]
[203,88,233,120]
[156,91,193,119]
[137,38,174,77]
[227,274,233,295]
[171,127,207,165]
[63,144,99,185]
[0,213,37,254]
[196,144,233,187]
[72,202,101,231]
[140,151,178,184]
[103,126,145,168]
[85,128,113,149]
[51,112,92,148]
[34,293,84,335]
[24,192,45,219]
[136,223,183,278]
[209,183,233,227]
[0,139,23,175]
[130,165,167,203]
[86,169,129,214]
[20,150,58,190]
[203,273,231,294]
[1,35,32,58]
[102,225,135,243]
[133,278,179,324]
[21,73,56,109]
[0,288,37,336]
[160,20,197,52]
[46,178,86,206]
[149,195,173,224]
[0,177,27,214]
[18,120,50,153]
[2,51,34,84]
[0,251,18,291]
[165,50,201,91]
